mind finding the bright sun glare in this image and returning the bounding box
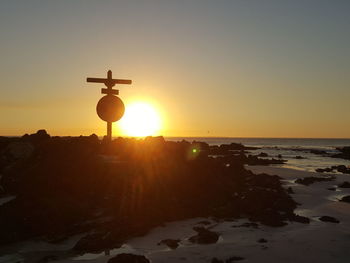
[119,102,161,137]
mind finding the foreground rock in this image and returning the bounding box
[73,232,122,253]
[108,253,150,263]
[158,239,180,249]
[338,182,350,188]
[189,227,219,244]
[319,216,340,223]
[289,214,310,224]
[232,222,259,228]
[257,238,268,243]
[340,195,350,203]
[295,176,335,186]
[0,131,299,252]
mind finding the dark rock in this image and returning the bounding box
[336,165,350,174]
[331,147,350,161]
[310,149,327,155]
[232,222,259,228]
[108,253,150,263]
[0,134,298,249]
[22,129,50,144]
[316,165,350,174]
[208,142,259,156]
[73,232,121,252]
[252,212,287,227]
[319,216,339,223]
[295,156,306,159]
[196,220,211,225]
[295,176,334,186]
[287,187,294,194]
[327,187,336,191]
[257,238,267,243]
[338,182,350,188]
[290,214,310,224]
[277,154,282,159]
[340,195,350,203]
[257,152,268,157]
[189,227,219,244]
[158,239,180,249]
[246,155,286,165]
[211,258,224,263]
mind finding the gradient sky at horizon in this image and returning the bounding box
[1,0,349,138]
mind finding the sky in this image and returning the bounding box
[0,0,349,138]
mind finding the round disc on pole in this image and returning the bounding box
[96,95,125,122]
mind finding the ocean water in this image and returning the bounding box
[166,137,350,173]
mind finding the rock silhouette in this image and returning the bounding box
[319,216,340,223]
[0,130,300,252]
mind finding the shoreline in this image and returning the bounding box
[1,165,350,263]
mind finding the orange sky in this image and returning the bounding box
[1,1,349,138]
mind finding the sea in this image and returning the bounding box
[166,137,350,173]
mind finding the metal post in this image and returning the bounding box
[107,122,112,141]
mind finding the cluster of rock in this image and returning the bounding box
[0,130,305,255]
[286,146,350,161]
[208,146,286,165]
[316,165,350,174]
[295,176,335,186]
[332,147,350,160]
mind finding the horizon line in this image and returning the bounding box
[2,134,350,140]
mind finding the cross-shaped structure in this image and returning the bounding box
[87,70,132,141]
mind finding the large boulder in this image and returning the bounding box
[22,129,50,144]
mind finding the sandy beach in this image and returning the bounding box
[1,165,349,263]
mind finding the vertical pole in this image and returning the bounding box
[107,122,112,141]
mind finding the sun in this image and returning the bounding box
[119,102,161,137]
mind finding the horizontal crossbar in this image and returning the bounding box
[86,78,132,85]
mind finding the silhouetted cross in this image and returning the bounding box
[87,70,132,141]
[87,70,132,95]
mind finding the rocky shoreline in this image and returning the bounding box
[0,131,309,259]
